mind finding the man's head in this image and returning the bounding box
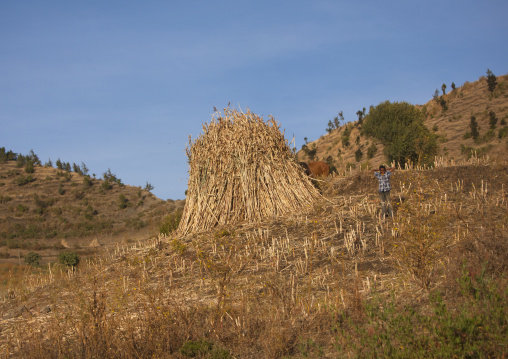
[379,165,386,173]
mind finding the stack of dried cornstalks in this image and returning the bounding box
[177,108,321,235]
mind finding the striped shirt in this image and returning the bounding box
[374,170,392,192]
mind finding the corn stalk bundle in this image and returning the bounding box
[177,108,321,235]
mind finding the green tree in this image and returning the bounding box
[58,251,80,268]
[451,82,456,91]
[433,89,440,101]
[72,163,83,175]
[361,101,437,166]
[81,162,89,176]
[325,155,337,174]
[441,83,447,95]
[325,120,334,133]
[307,144,317,161]
[333,111,344,128]
[144,182,155,192]
[354,148,363,162]
[356,107,366,125]
[486,69,497,93]
[28,149,40,165]
[470,115,479,140]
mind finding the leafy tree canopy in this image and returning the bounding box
[361,101,437,166]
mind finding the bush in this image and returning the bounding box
[15,175,35,186]
[489,111,498,129]
[101,180,112,191]
[24,252,41,267]
[0,195,12,203]
[25,162,35,174]
[158,208,183,235]
[366,143,378,159]
[83,176,93,187]
[361,101,437,166]
[58,251,80,268]
[470,115,480,140]
[354,148,363,162]
[486,69,497,92]
[118,194,129,209]
[499,126,508,139]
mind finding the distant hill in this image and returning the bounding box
[0,158,184,265]
[297,73,508,169]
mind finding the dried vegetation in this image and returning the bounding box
[179,108,321,234]
[1,153,507,358]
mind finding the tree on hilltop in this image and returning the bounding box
[486,69,497,93]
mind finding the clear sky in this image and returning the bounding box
[1,0,507,200]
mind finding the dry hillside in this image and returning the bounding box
[0,160,185,267]
[0,161,506,357]
[298,73,508,170]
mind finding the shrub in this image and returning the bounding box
[325,155,337,174]
[366,143,378,159]
[25,162,35,174]
[58,251,80,268]
[15,175,35,186]
[118,194,129,209]
[24,252,41,267]
[361,101,437,166]
[346,162,356,170]
[489,111,498,129]
[439,97,448,111]
[470,115,480,140]
[179,340,213,357]
[307,145,317,161]
[158,208,183,235]
[83,176,93,187]
[354,148,363,162]
[0,195,12,203]
[101,180,112,191]
[499,126,508,139]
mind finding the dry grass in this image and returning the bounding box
[0,161,183,265]
[1,159,506,358]
[179,108,321,234]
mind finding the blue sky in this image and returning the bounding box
[1,0,507,200]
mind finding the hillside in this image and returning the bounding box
[0,162,506,357]
[0,159,185,266]
[298,73,508,169]
[0,73,507,357]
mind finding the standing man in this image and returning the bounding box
[372,165,395,218]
